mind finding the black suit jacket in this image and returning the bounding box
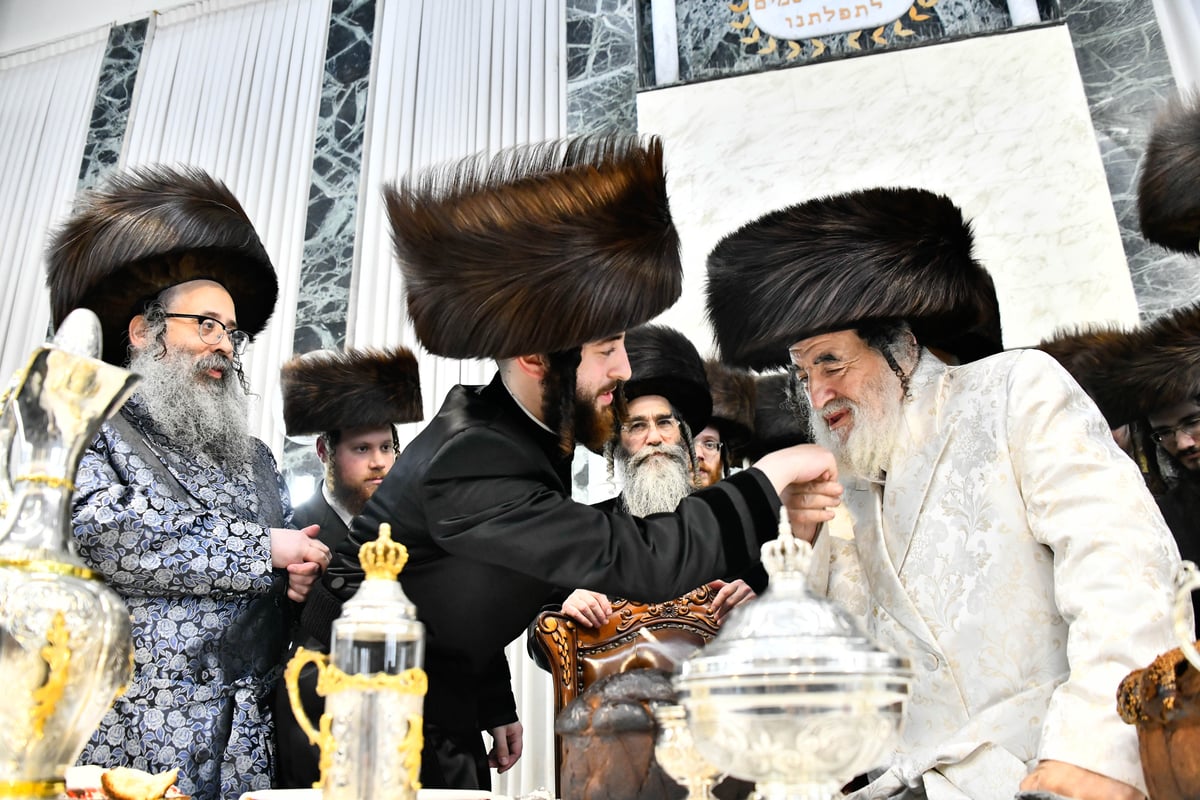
[292,489,351,553]
[304,373,780,751]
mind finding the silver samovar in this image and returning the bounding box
[285,523,427,799]
[675,512,913,800]
[0,310,139,799]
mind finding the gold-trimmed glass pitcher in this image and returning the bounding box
[0,310,139,799]
[285,523,426,800]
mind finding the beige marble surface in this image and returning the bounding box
[637,24,1138,354]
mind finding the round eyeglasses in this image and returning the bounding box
[621,415,680,444]
[695,439,723,454]
[164,313,250,355]
[1152,415,1200,446]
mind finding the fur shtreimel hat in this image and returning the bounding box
[281,347,424,437]
[622,324,711,433]
[1139,93,1200,255]
[741,372,810,463]
[1037,303,1200,428]
[45,165,277,366]
[383,134,682,360]
[706,187,1002,370]
[704,359,756,448]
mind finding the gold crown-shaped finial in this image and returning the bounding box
[359,523,409,581]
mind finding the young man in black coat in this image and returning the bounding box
[300,134,841,790]
[274,346,423,788]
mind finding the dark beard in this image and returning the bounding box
[541,348,623,455]
[326,458,375,516]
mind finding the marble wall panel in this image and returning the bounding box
[77,18,147,191]
[1060,0,1196,320]
[292,0,375,355]
[648,0,1018,87]
[566,0,639,134]
[284,0,376,484]
[636,25,1137,353]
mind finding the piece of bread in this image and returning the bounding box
[100,767,179,800]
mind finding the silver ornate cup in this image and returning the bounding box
[675,512,912,800]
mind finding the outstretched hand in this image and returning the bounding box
[1019,760,1144,800]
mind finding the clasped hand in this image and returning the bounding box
[270,524,330,602]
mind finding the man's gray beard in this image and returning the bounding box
[128,346,253,469]
[807,368,905,482]
[617,442,694,516]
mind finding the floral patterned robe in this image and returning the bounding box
[808,349,1182,799]
[71,396,291,800]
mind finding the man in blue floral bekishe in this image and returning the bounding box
[44,165,331,800]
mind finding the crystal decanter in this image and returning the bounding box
[0,310,139,799]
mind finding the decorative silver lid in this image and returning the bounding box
[677,511,910,684]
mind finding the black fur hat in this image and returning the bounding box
[740,371,811,463]
[622,324,711,433]
[45,165,277,365]
[1037,303,1200,427]
[706,187,1002,370]
[1139,93,1200,254]
[384,134,682,359]
[281,347,424,436]
[704,359,756,449]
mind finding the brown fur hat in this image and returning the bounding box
[45,165,277,365]
[281,347,423,436]
[704,359,756,449]
[740,371,811,463]
[622,324,711,433]
[383,134,682,359]
[1139,93,1200,254]
[1036,303,1200,427]
[706,188,1002,370]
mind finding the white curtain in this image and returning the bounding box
[1152,0,1200,91]
[350,0,566,794]
[0,29,106,385]
[120,0,330,454]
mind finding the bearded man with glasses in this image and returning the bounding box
[550,325,759,630]
[45,166,331,800]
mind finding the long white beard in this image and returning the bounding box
[807,368,905,482]
[129,346,253,469]
[618,441,695,516]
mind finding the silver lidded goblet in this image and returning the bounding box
[653,702,724,800]
[674,510,913,800]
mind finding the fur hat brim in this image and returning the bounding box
[1139,93,1200,254]
[384,135,682,359]
[622,324,711,433]
[1036,303,1200,427]
[46,165,277,365]
[704,359,755,447]
[706,187,1001,370]
[281,347,423,436]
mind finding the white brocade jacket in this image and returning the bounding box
[808,348,1183,800]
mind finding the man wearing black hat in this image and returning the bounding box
[558,324,757,629]
[45,166,332,800]
[695,360,756,488]
[275,346,423,788]
[302,135,841,790]
[707,187,1181,800]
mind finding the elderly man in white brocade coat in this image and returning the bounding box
[705,187,1185,800]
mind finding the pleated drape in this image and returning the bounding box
[120,0,330,454]
[0,30,106,382]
